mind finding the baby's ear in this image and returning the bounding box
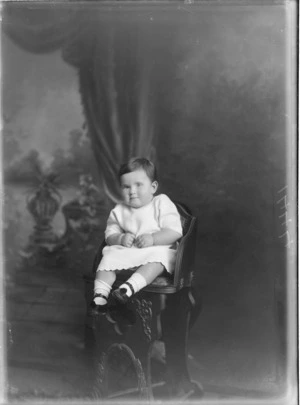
[152,181,158,193]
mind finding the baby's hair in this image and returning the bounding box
[118,157,158,182]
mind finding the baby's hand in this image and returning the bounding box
[121,233,135,247]
[135,234,154,248]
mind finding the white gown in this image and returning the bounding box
[97,194,183,274]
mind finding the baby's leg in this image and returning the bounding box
[113,263,164,303]
[135,262,165,284]
[94,270,116,305]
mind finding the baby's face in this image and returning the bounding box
[120,169,158,208]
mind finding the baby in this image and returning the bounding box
[92,157,183,310]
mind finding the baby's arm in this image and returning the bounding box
[106,232,135,247]
[135,228,181,248]
[105,206,135,247]
[106,233,123,246]
[135,196,183,248]
[152,228,182,245]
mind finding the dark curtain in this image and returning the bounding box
[2,4,169,202]
[65,11,160,202]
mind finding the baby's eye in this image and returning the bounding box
[137,183,143,187]
[122,185,129,189]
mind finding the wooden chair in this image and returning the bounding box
[84,202,203,400]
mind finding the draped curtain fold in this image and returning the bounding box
[73,13,158,202]
[2,5,164,202]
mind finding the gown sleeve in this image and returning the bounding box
[157,195,183,236]
[104,206,124,240]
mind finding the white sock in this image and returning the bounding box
[94,280,112,305]
[120,273,147,297]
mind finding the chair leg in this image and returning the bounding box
[91,338,153,400]
[161,288,203,399]
[189,286,203,330]
[90,298,156,401]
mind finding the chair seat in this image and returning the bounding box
[149,275,173,287]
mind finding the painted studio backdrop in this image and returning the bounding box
[2,1,297,403]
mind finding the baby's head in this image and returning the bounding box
[118,157,158,208]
